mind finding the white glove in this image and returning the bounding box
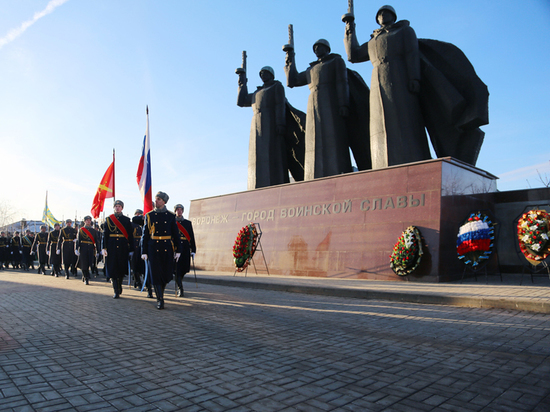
[56,249,60,255]
[175,253,181,262]
[141,254,148,260]
[73,239,77,243]
[191,252,196,258]
[75,250,80,256]
[47,251,50,255]
[19,250,22,254]
[102,249,108,257]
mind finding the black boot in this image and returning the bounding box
[117,278,123,296]
[176,276,184,297]
[154,284,164,309]
[112,277,120,298]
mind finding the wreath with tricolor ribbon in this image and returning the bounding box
[456,212,494,267]
[517,209,550,264]
[233,223,258,271]
[390,226,423,276]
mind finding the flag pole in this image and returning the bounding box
[112,149,116,206]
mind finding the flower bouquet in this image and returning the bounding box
[517,209,550,264]
[233,223,258,271]
[390,226,423,276]
[456,212,494,267]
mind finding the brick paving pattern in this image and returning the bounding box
[0,270,549,411]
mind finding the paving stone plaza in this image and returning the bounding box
[1,270,549,411]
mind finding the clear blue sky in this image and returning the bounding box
[1,0,549,224]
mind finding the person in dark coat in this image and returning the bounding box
[141,191,181,309]
[32,225,49,274]
[47,223,62,277]
[0,231,7,269]
[57,219,77,278]
[173,204,196,297]
[131,209,152,296]
[285,39,352,180]
[102,200,134,299]
[11,231,22,269]
[21,230,34,270]
[76,216,100,285]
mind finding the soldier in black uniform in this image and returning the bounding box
[76,216,100,285]
[11,231,22,269]
[32,225,49,274]
[0,231,8,269]
[141,191,182,309]
[173,204,196,297]
[21,230,34,270]
[131,209,145,289]
[47,223,62,277]
[91,221,101,277]
[102,200,134,299]
[57,219,77,279]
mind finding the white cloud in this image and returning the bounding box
[499,161,550,182]
[0,0,71,49]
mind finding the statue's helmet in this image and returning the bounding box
[259,66,275,77]
[312,39,331,53]
[376,5,397,23]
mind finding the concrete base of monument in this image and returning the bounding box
[189,157,500,282]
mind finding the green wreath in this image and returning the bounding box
[390,226,423,276]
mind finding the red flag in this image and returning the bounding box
[91,161,115,218]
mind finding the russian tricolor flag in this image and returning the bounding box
[456,218,491,255]
[137,106,153,214]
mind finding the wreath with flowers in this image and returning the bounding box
[390,226,423,276]
[233,223,259,271]
[456,212,494,267]
[517,209,550,264]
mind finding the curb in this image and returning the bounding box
[185,276,550,314]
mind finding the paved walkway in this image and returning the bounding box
[0,268,549,411]
[191,270,550,314]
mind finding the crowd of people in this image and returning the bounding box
[0,191,196,310]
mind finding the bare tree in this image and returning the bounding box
[0,200,16,228]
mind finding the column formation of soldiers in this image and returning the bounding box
[0,192,196,310]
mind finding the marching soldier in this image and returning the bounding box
[131,209,150,294]
[141,191,181,310]
[21,230,34,270]
[173,204,196,297]
[0,231,8,270]
[76,216,100,285]
[47,223,62,276]
[57,219,77,279]
[102,200,134,299]
[11,231,22,269]
[92,221,101,276]
[32,225,49,274]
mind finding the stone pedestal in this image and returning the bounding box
[189,157,497,282]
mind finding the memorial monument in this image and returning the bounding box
[189,4,508,282]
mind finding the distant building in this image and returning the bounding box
[0,219,46,234]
